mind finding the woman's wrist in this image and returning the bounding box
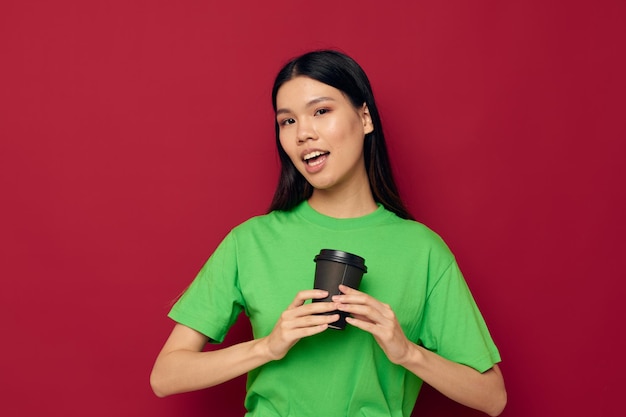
[395,341,426,369]
[254,335,282,363]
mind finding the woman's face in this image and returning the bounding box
[275,76,373,194]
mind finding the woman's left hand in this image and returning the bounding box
[333,285,412,365]
[334,285,507,416]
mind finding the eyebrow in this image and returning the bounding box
[276,96,336,116]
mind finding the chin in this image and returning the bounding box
[302,176,332,190]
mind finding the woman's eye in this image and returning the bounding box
[280,118,295,126]
[315,108,329,116]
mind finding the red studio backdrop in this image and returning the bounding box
[1,1,624,416]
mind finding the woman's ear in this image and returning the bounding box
[361,103,374,134]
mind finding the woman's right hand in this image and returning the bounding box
[151,289,338,397]
[263,289,339,360]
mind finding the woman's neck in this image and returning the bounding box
[307,182,378,219]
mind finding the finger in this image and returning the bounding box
[296,301,340,316]
[281,302,339,325]
[268,313,339,358]
[348,313,376,325]
[332,293,370,305]
[286,321,334,338]
[336,303,375,317]
[335,285,389,315]
[299,313,340,328]
[337,284,362,295]
[336,303,387,326]
[344,316,377,332]
[279,313,340,333]
[335,285,373,304]
[345,314,397,339]
[335,296,397,328]
[288,289,330,309]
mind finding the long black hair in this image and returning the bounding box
[268,50,413,220]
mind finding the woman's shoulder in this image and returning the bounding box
[384,213,443,237]
[383,215,453,254]
[230,209,291,233]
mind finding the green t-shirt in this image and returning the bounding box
[169,202,501,417]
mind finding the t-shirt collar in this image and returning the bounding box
[292,200,394,230]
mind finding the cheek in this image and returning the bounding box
[279,136,300,164]
[321,117,343,136]
[328,118,365,151]
[278,132,291,153]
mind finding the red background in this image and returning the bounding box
[1,1,624,416]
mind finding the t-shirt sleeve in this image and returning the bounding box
[167,231,245,343]
[418,259,501,373]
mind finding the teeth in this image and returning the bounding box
[303,151,327,161]
[308,157,325,166]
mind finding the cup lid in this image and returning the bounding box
[314,249,367,272]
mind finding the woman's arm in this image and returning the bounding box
[150,289,339,397]
[334,285,507,416]
[150,324,266,397]
[401,350,506,417]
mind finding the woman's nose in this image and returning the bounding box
[296,119,317,144]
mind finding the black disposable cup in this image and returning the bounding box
[313,249,367,330]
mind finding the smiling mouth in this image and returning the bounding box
[303,151,330,166]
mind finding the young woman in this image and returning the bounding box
[150,50,506,416]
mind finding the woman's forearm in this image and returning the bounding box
[151,293,341,397]
[401,345,507,416]
[150,336,273,397]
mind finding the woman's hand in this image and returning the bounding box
[334,285,506,415]
[151,290,338,397]
[264,289,340,361]
[333,285,412,365]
